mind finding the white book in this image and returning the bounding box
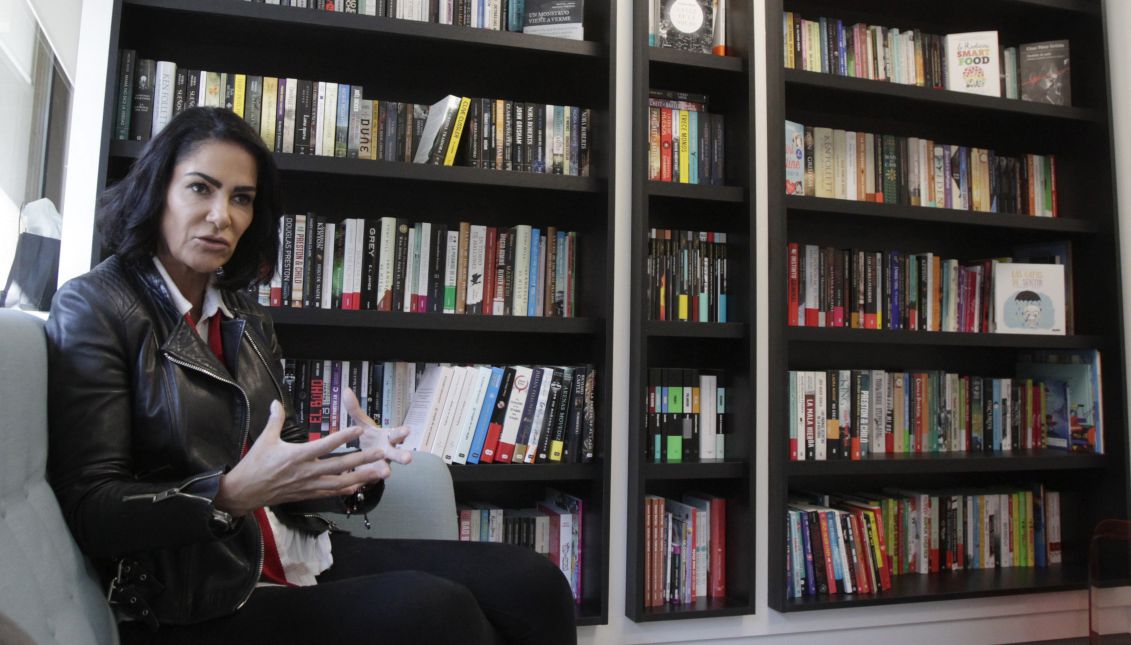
[536,500,574,586]
[497,365,534,462]
[362,0,376,16]
[945,31,1002,97]
[343,219,357,310]
[814,370,827,460]
[444,230,459,314]
[377,216,397,311]
[436,366,472,460]
[405,364,450,451]
[354,218,367,310]
[521,367,555,463]
[321,83,338,157]
[535,235,546,316]
[320,222,335,309]
[864,133,876,199]
[699,374,717,459]
[872,370,887,454]
[445,366,485,464]
[292,214,307,307]
[844,131,857,201]
[513,225,532,316]
[152,61,176,136]
[992,262,1065,334]
[832,129,846,199]
[454,366,493,464]
[314,82,326,156]
[282,78,298,154]
[919,138,931,208]
[467,225,486,313]
[337,360,351,432]
[403,225,417,313]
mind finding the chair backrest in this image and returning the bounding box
[327,451,459,540]
[0,309,118,645]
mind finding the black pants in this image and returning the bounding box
[119,535,577,644]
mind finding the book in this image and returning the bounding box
[944,31,1001,97]
[1019,40,1070,106]
[523,0,584,40]
[658,0,715,54]
[992,263,1065,335]
[785,120,805,195]
[413,95,464,164]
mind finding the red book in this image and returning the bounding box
[1050,155,1058,217]
[817,510,838,594]
[660,108,673,182]
[482,227,497,315]
[848,512,872,594]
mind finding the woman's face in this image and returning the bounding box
[157,139,257,279]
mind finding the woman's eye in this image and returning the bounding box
[189,182,210,195]
[233,194,254,206]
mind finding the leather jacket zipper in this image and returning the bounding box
[162,351,262,609]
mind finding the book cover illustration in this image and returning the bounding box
[785,120,805,195]
[1020,40,1071,106]
[524,0,585,41]
[993,263,1065,335]
[945,31,1001,97]
[659,0,715,54]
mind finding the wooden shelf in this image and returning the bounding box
[784,69,1101,124]
[649,47,744,73]
[778,565,1086,612]
[786,450,1106,477]
[784,195,1098,234]
[648,181,745,203]
[449,463,599,482]
[268,307,601,335]
[123,0,605,58]
[646,321,745,339]
[785,327,1103,349]
[644,459,747,480]
[632,596,754,622]
[110,141,604,193]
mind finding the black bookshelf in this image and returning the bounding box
[766,0,1127,613]
[98,0,615,626]
[626,0,757,623]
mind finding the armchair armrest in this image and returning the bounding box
[327,452,458,541]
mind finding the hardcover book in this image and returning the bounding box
[658,0,715,54]
[992,263,1065,335]
[944,31,1001,97]
[1019,40,1070,106]
[523,0,584,40]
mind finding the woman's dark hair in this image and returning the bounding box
[97,107,280,289]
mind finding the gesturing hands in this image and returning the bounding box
[213,389,412,517]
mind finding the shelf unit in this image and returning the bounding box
[625,0,757,622]
[97,0,615,625]
[766,0,1128,612]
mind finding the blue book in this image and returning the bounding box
[890,250,902,330]
[799,510,817,595]
[335,83,351,158]
[826,511,844,586]
[528,228,540,315]
[836,20,847,76]
[467,367,505,464]
[507,0,524,31]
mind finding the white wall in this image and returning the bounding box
[57,0,1131,642]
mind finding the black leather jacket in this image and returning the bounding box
[45,255,380,627]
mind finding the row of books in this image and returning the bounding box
[644,368,728,463]
[457,488,585,602]
[648,0,727,56]
[114,53,592,176]
[647,90,726,186]
[401,363,597,464]
[786,242,1072,335]
[244,0,586,40]
[787,486,1062,598]
[260,214,578,317]
[647,229,729,323]
[643,493,727,607]
[789,356,1103,461]
[784,121,1059,217]
[783,15,1072,105]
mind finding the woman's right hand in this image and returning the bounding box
[213,400,386,517]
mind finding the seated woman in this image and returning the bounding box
[45,107,575,645]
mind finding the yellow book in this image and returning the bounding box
[370,100,380,160]
[678,294,689,321]
[233,74,246,117]
[261,77,278,152]
[678,109,690,183]
[443,97,472,166]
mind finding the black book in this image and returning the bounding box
[244,75,263,136]
[376,101,387,161]
[294,358,310,438]
[533,104,546,173]
[537,368,566,463]
[562,366,587,463]
[184,69,200,113]
[428,224,448,313]
[362,219,380,310]
[274,78,287,155]
[302,213,317,307]
[310,216,326,308]
[172,68,188,118]
[115,49,136,140]
[503,227,516,315]
[396,102,408,162]
[129,58,156,141]
[308,359,324,437]
[467,100,480,168]
[513,101,525,172]
[331,223,346,310]
[1019,40,1071,106]
[658,0,714,53]
[580,108,591,178]
[368,362,383,421]
[481,97,494,169]
[525,103,537,173]
[391,219,410,312]
[514,366,545,460]
[806,509,829,595]
[295,79,314,155]
[570,106,580,176]
[503,99,514,171]
[223,73,236,111]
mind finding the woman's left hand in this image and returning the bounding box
[340,387,413,487]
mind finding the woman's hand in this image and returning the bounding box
[213,400,388,517]
[342,387,413,483]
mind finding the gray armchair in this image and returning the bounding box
[0,309,457,644]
